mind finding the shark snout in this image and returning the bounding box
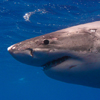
[7,44,36,65]
[7,44,15,55]
[7,44,33,57]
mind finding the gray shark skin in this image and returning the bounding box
[8,21,100,88]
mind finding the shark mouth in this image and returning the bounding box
[42,56,70,70]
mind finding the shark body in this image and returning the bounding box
[8,21,100,88]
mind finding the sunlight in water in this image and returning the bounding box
[23,9,47,21]
[19,78,25,81]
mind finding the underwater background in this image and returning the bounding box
[1,0,100,100]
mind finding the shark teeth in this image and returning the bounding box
[43,56,70,70]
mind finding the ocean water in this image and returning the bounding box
[1,0,100,100]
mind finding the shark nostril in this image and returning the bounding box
[26,48,34,57]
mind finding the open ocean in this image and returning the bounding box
[1,0,100,100]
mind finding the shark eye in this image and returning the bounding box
[44,39,49,45]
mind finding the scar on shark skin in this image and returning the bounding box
[69,65,77,70]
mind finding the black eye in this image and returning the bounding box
[44,39,49,45]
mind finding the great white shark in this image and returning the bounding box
[8,21,100,88]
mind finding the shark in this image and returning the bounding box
[7,21,100,88]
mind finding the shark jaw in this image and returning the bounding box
[8,42,83,72]
[42,56,71,70]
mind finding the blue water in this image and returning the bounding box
[1,0,100,100]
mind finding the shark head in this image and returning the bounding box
[7,27,92,68]
[7,21,98,68]
[7,21,100,88]
[7,33,77,67]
